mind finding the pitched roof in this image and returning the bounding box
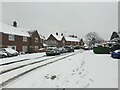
[39,34,46,40]
[52,34,63,41]
[0,23,30,37]
[64,36,80,42]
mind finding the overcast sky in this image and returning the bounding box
[2,2,118,40]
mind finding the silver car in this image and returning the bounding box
[46,47,60,56]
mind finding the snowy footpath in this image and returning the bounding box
[0,50,118,88]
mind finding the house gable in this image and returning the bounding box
[47,34,59,41]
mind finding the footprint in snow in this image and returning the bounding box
[76,68,79,71]
[72,73,75,75]
[89,78,94,82]
[79,72,81,74]
[84,84,90,88]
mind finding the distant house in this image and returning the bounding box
[62,36,80,46]
[39,34,47,48]
[47,33,63,47]
[28,30,42,53]
[47,32,80,47]
[0,22,44,53]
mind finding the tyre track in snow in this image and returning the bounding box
[0,53,70,75]
[1,50,82,88]
[0,55,46,66]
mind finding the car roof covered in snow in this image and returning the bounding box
[3,48,18,54]
[0,23,30,37]
[64,36,80,42]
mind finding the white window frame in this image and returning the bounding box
[8,34,15,41]
[35,46,39,50]
[35,37,38,43]
[22,46,28,52]
[23,36,27,42]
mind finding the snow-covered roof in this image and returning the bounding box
[52,34,63,41]
[43,43,47,46]
[0,23,30,37]
[39,34,46,40]
[64,37,80,42]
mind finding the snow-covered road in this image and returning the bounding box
[1,50,118,88]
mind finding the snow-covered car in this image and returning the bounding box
[83,46,90,50]
[0,50,8,58]
[111,50,120,59]
[46,47,60,56]
[2,48,18,57]
[64,46,74,52]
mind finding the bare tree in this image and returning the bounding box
[85,32,103,46]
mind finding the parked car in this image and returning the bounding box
[111,50,120,59]
[73,45,80,49]
[2,48,18,57]
[46,47,60,56]
[83,46,90,50]
[0,50,8,58]
[59,47,67,53]
[64,46,74,52]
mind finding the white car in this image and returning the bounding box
[2,48,18,57]
[0,50,8,58]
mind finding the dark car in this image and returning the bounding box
[59,47,67,53]
[46,47,60,56]
[73,45,80,49]
[64,46,74,52]
[111,50,120,59]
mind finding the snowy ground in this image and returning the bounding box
[0,50,118,88]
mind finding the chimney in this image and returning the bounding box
[56,32,58,36]
[74,36,77,38]
[61,33,63,36]
[13,21,17,27]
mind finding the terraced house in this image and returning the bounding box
[0,22,44,53]
[47,32,80,47]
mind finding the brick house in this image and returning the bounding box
[0,22,43,53]
[46,33,63,47]
[62,36,80,46]
[47,33,80,47]
[28,30,42,52]
[39,34,47,48]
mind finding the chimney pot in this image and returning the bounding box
[13,21,17,27]
[56,32,58,36]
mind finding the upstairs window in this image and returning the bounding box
[23,36,27,42]
[9,34,15,41]
[35,37,38,43]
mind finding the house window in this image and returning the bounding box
[22,46,28,52]
[9,34,15,41]
[23,36,27,42]
[41,39,43,43]
[63,40,65,44]
[35,37,38,43]
[35,46,39,50]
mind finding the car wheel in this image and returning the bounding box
[2,55,7,58]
